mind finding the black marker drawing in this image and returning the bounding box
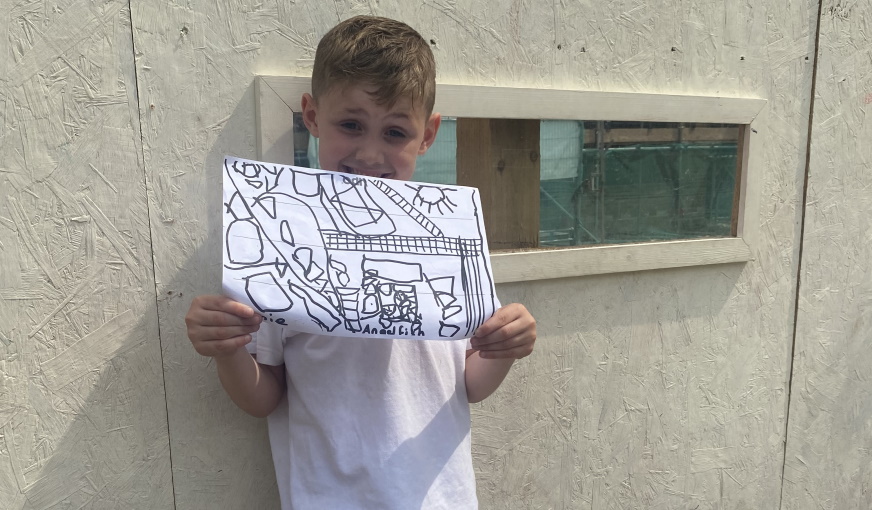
[222,156,500,340]
[406,184,458,215]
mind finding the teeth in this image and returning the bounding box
[343,165,385,178]
[339,165,391,179]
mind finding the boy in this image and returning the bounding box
[185,16,536,509]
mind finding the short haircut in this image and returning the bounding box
[311,16,436,117]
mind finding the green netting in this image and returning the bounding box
[542,142,737,246]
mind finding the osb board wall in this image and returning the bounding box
[0,0,827,509]
[128,3,277,508]
[0,1,172,508]
[135,1,817,508]
[781,1,872,508]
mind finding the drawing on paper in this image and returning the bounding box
[222,156,500,340]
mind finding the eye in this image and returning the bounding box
[340,121,361,132]
[386,128,407,139]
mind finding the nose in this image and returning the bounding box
[354,136,385,168]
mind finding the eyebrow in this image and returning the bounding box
[340,107,413,121]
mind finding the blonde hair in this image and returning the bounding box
[311,16,436,117]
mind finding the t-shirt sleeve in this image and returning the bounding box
[245,321,292,366]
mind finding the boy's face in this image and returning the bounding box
[301,84,441,181]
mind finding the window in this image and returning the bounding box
[418,119,742,248]
[257,77,766,282]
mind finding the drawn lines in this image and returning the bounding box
[224,161,343,329]
[472,195,497,325]
[461,251,486,337]
[322,230,482,256]
[328,176,389,230]
[370,179,444,237]
[348,257,425,336]
[406,184,457,215]
[223,157,499,339]
[288,283,341,331]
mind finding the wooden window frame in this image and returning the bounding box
[255,76,766,283]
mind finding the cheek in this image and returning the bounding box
[390,147,414,165]
[316,145,338,170]
[400,143,421,160]
[317,136,345,164]
[391,148,419,178]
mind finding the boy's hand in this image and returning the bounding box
[185,295,263,358]
[470,303,536,359]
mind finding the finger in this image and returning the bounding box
[192,309,262,328]
[196,295,256,318]
[193,335,252,357]
[474,334,531,352]
[474,330,535,354]
[474,304,525,338]
[190,324,261,342]
[472,315,533,348]
[477,345,533,359]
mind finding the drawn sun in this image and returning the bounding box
[406,184,457,215]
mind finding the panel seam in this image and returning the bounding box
[125,0,178,507]
[779,1,824,508]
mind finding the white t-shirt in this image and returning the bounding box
[247,323,477,509]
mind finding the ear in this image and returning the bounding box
[301,93,320,137]
[417,112,442,155]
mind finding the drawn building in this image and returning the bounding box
[223,159,498,339]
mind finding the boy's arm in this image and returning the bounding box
[464,303,536,403]
[186,295,286,417]
[215,349,286,418]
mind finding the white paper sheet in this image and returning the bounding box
[222,156,501,340]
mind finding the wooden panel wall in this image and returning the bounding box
[0,1,171,508]
[138,1,813,507]
[128,2,280,508]
[782,1,872,508]
[1,0,856,509]
[446,2,813,507]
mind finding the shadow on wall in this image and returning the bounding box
[2,84,281,508]
[4,247,278,508]
[153,81,283,508]
[1,303,173,508]
[0,112,174,505]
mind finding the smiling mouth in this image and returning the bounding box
[341,165,391,179]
